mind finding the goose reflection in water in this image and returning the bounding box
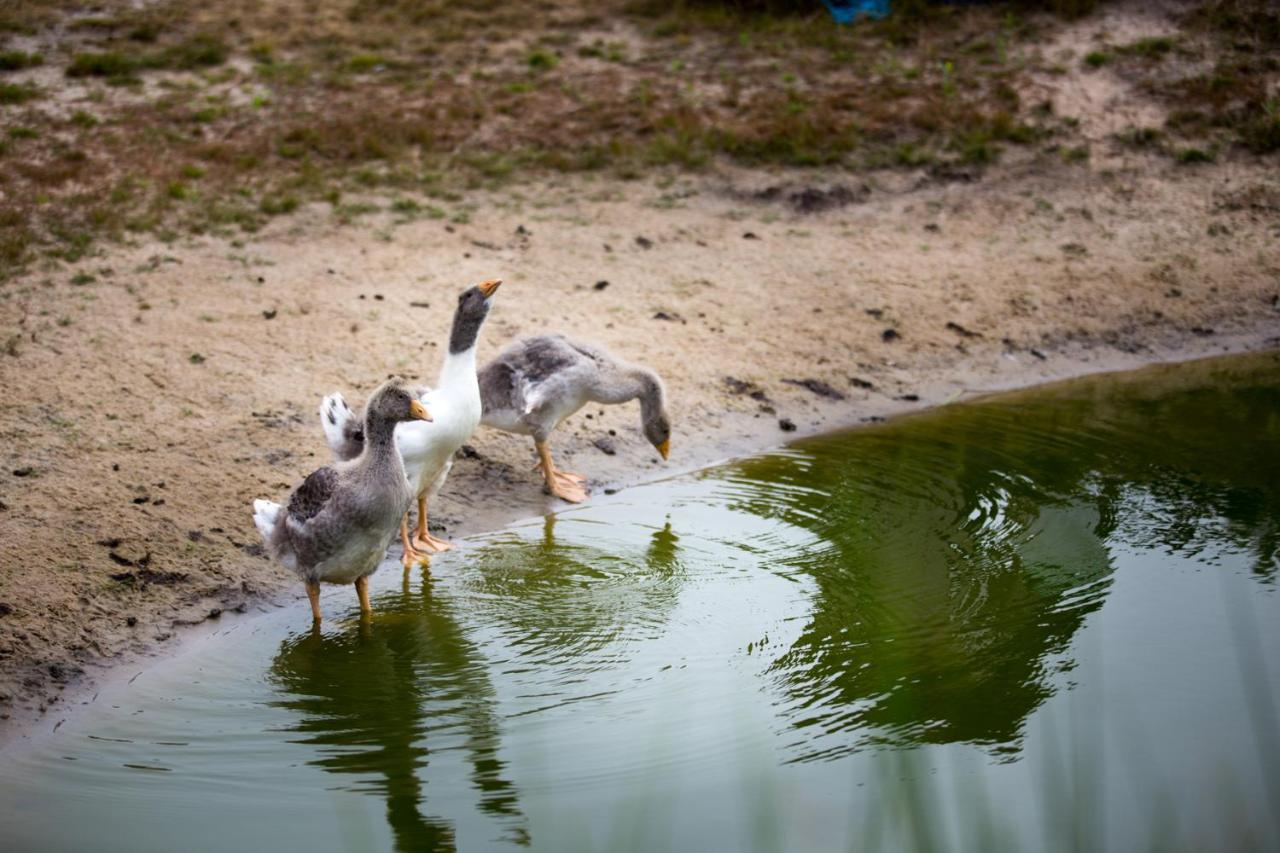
[460,512,688,667]
[268,576,527,852]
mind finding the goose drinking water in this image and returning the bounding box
[478,335,671,503]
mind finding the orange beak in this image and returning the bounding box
[409,400,432,422]
[657,439,670,460]
[477,279,502,298]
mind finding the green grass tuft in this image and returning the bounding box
[1118,36,1175,58]
[1175,146,1216,164]
[0,81,38,103]
[1083,50,1112,68]
[527,49,558,70]
[0,50,42,71]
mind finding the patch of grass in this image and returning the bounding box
[0,81,39,103]
[460,151,516,180]
[259,193,299,215]
[1188,0,1280,49]
[1061,144,1090,163]
[1239,99,1280,152]
[69,110,98,127]
[1175,145,1216,163]
[0,50,42,71]
[333,201,379,223]
[527,49,558,70]
[70,272,95,286]
[66,51,143,82]
[1117,36,1175,58]
[1083,49,1112,68]
[162,34,228,70]
[66,34,226,84]
[0,0,1119,282]
[1117,126,1163,147]
[346,53,387,73]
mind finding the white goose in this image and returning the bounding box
[321,279,501,568]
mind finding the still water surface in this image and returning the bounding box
[2,352,1279,851]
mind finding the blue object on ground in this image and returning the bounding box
[822,0,891,24]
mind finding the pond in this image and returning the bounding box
[2,351,1278,852]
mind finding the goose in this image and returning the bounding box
[477,335,670,502]
[320,279,501,568]
[253,379,431,622]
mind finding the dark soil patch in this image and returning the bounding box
[782,378,847,400]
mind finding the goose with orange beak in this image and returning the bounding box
[320,279,503,568]
[253,379,431,622]
[476,335,671,503]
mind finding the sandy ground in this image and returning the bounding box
[2,136,1280,743]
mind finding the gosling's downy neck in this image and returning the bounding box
[629,365,665,421]
[358,409,405,479]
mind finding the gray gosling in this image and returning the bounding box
[253,379,431,622]
[478,335,670,503]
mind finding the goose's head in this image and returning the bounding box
[368,379,432,424]
[639,374,671,460]
[448,279,502,354]
[644,409,671,460]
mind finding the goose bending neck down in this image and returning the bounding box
[319,278,501,569]
[477,335,671,503]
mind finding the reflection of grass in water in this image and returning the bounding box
[714,352,1280,767]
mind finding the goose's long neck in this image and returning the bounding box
[438,304,487,396]
[631,366,665,423]
[603,363,663,412]
[358,413,404,479]
[437,344,478,392]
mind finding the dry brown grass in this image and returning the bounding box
[0,0,1274,279]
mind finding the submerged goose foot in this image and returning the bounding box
[413,532,454,553]
[401,547,430,570]
[355,575,371,615]
[399,516,431,570]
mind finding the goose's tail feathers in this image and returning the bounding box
[320,392,363,461]
[252,499,283,542]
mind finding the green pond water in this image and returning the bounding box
[2,352,1279,852]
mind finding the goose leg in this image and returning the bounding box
[355,575,371,615]
[305,581,322,623]
[412,495,453,553]
[400,515,429,570]
[536,440,588,503]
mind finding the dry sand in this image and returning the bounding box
[2,146,1279,745]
